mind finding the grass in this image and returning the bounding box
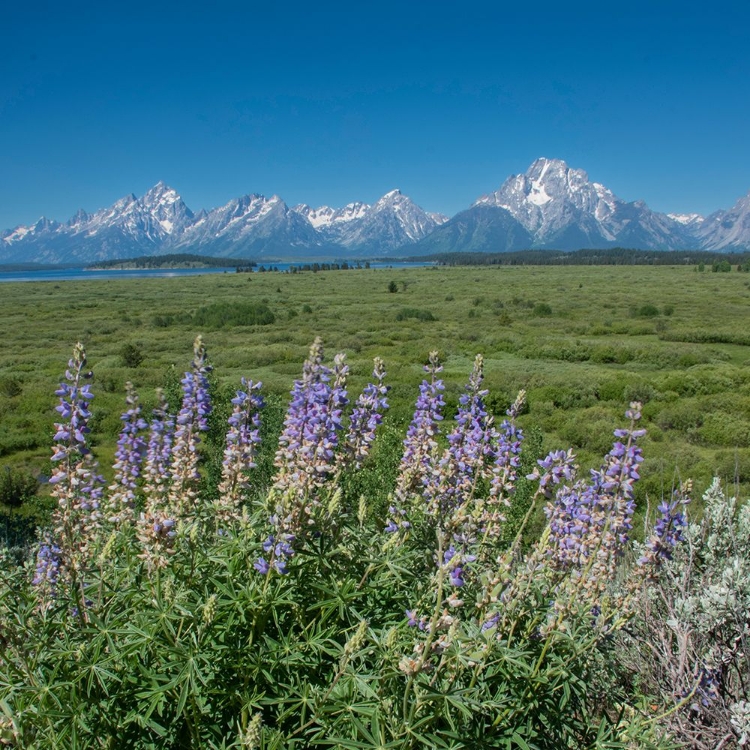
[1,263,750,507]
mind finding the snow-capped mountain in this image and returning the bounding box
[409,158,711,255]
[170,194,327,258]
[1,182,195,263]
[293,201,370,230]
[0,185,442,262]
[2,162,749,262]
[293,190,447,254]
[696,191,750,251]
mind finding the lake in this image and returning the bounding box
[0,261,433,283]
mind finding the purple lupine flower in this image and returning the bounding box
[387,351,444,531]
[405,609,418,627]
[216,378,264,522]
[339,357,389,471]
[137,389,178,570]
[544,481,597,569]
[106,382,147,525]
[254,557,270,575]
[267,340,348,563]
[638,484,690,573]
[32,538,62,606]
[142,388,174,508]
[586,404,645,565]
[255,527,296,575]
[543,404,646,589]
[167,336,212,517]
[481,612,500,632]
[478,390,526,541]
[48,342,104,581]
[274,339,348,496]
[430,354,494,518]
[442,544,476,589]
[529,448,578,497]
[136,510,178,570]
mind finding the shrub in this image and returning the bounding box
[636,303,660,318]
[119,342,144,368]
[532,302,553,317]
[191,301,275,328]
[623,480,750,748]
[395,307,436,322]
[0,377,23,399]
[0,467,37,509]
[388,280,398,293]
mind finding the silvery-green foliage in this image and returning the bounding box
[625,478,750,749]
[731,701,750,746]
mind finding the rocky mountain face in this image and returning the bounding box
[293,190,447,254]
[410,158,703,255]
[696,191,750,251]
[0,184,444,263]
[2,160,749,262]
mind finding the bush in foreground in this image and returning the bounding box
[0,338,744,748]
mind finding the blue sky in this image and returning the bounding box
[2,0,749,229]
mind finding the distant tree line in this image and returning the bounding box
[87,253,257,270]
[407,247,750,267]
[252,261,371,274]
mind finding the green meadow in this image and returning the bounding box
[2,263,750,510]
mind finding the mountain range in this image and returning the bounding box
[2,158,749,263]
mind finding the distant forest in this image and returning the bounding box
[87,253,256,270]
[407,247,750,267]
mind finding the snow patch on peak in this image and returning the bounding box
[668,213,704,226]
[528,180,552,206]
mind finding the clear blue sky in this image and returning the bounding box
[2,0,749,229]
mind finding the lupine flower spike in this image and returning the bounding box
[32,536,62,608]
[540,403,646,612]
[258,339,348,575]
[142,388,174,507]
[638,480,691,577]
[137,389,178,570]
[386,351,444,533]
[167,335,212,518]
[216,377,264,524]
[45,342,104,592]
[485,389,526,531]
[338,357,389,471]
[105,382,147,526]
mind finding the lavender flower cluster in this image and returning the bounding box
[47,342,104,585]
[216,378,264,523]
[106,382,147,525]
[539,403,647,582]
[257,340,388,575]
[33,337,690,654]
[638,482,690,574]
[168,336,213,516]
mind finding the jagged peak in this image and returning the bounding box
[142,181,181,202]
[528,156,569,171]
[382,188,402,198]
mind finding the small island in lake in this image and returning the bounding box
[86,253,257,271]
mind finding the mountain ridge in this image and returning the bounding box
[3,159,749,262]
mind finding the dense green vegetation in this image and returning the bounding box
[1,263,750,539]
[412,247,750,268]
[1,273,749,748]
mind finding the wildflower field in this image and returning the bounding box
[1,264,749,748]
